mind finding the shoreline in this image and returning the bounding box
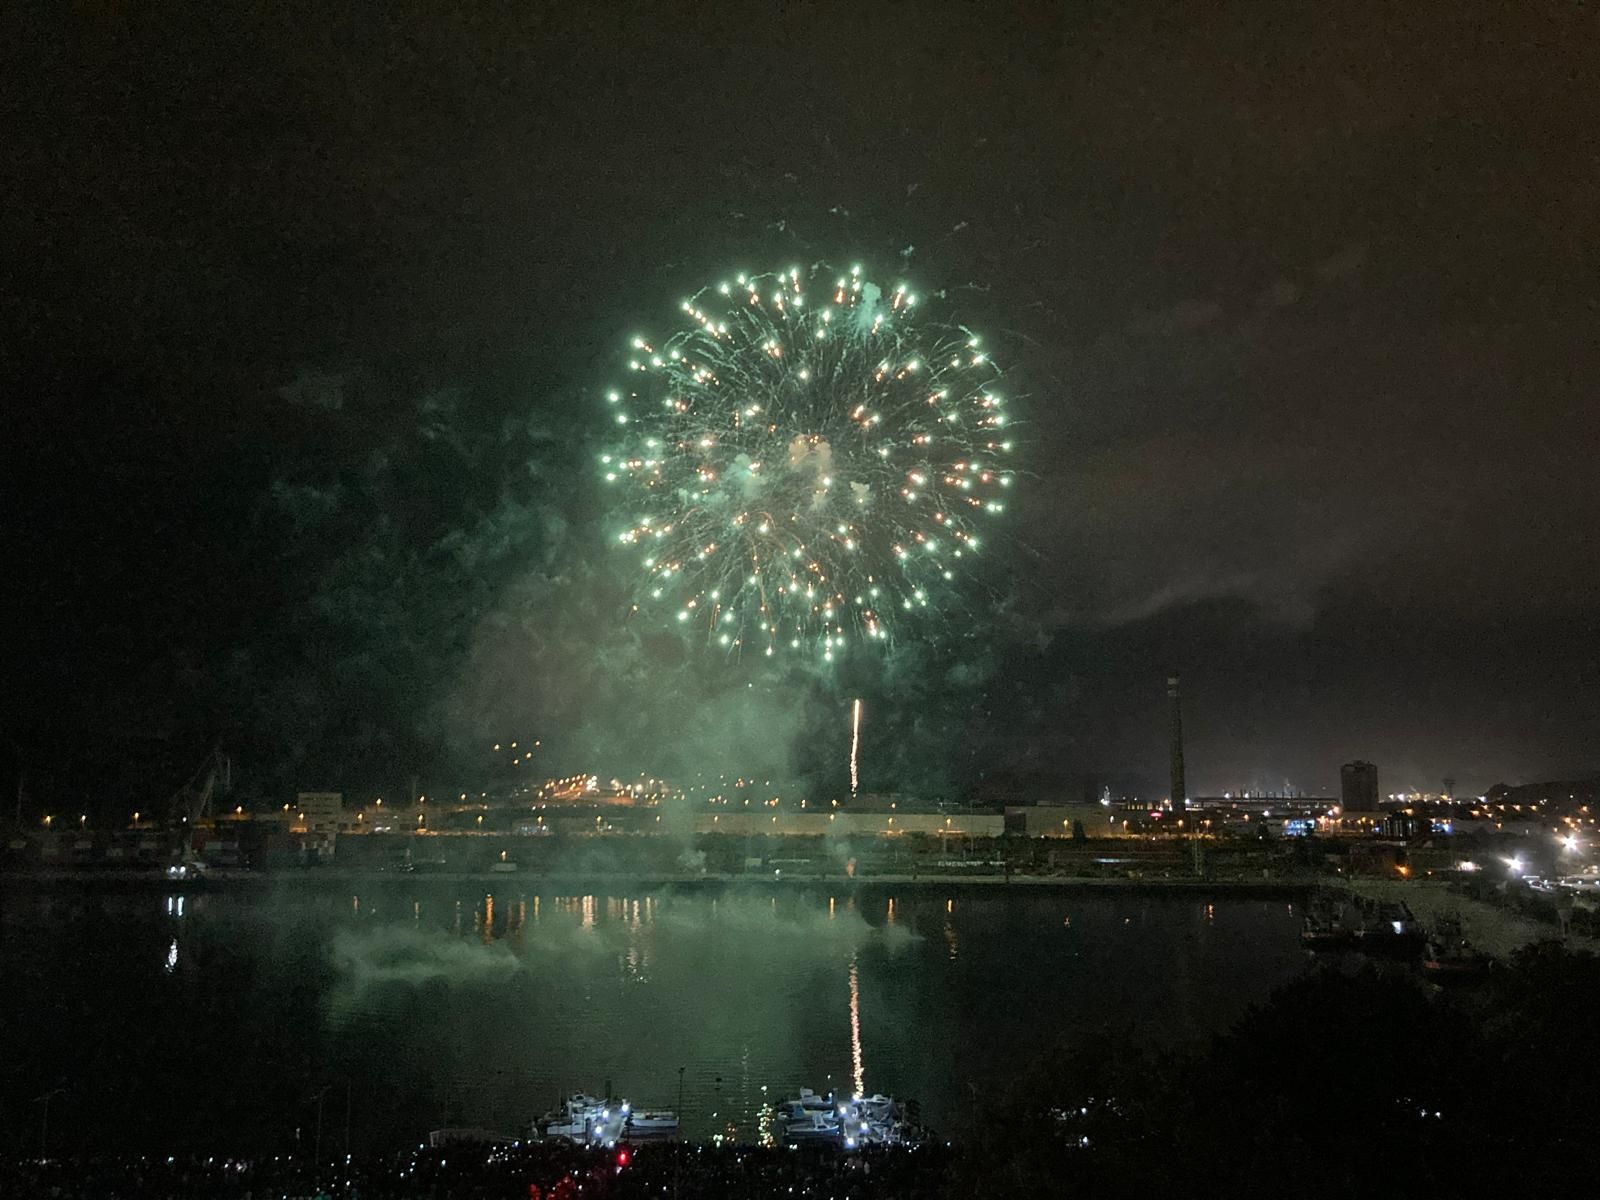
[0,867,1314,896]
[1335,876,1598,955]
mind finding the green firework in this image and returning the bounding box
[600,263,1015,661]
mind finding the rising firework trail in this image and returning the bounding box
[600,263,1016,661]
[849,697,862,800]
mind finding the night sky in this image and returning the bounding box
[4,2,1597,810]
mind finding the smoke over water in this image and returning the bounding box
[328,924,521,997]
[326,889,915,982]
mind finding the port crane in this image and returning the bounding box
[165,742,230,865]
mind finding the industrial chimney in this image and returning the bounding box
[1167,675,1186,823]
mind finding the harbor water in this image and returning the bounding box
[0,885,1307,1155]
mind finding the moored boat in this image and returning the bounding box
[1421,915,1492,983]
[1352,901,1427,959]
[539,1093,624,1147]
[537,1092,679,1146]
[428,1126,513,1147]
[624,1108,681,1141]
[1300,908,1356,951]
[773,1088,920,1149]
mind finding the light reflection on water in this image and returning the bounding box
[848,951,865,1097]
[1,887,1305,1156]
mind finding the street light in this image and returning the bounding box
[675,1065,685,1200]
[309,1085,331,1169]
[35,1085,65,1158]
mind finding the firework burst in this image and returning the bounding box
[600,263,1015,661]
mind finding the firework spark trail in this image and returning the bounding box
[601,263,1016,661]
[849,697,862,800]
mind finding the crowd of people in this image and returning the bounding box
[0,1142,950,1199]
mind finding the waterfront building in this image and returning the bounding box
[1003,803,1133,838]
[294,791,345,833]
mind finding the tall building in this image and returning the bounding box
[1167,675,1186,820]
[1340,762,1379,812]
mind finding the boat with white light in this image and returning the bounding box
[537,1092,679,1145]
[539,1094,625,1147]
[1353,900,1427,958]
[773,1088,919,1149]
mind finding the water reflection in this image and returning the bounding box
[4,888,1307,1153]
[848,952,865,1097]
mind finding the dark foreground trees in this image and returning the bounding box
[945,943,1596,1198]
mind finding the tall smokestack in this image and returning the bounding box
[1167,675,1186,824]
